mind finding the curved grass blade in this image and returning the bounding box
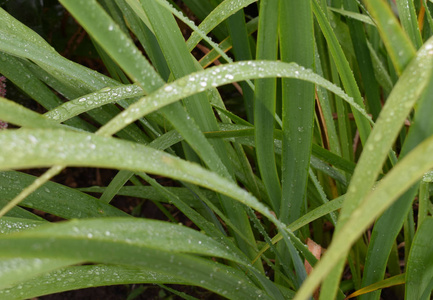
[0,53,63,111]
[296,115,433,300]
[186,0,256,52]
[328,7,375,26]
[0,128,315,267]
[137,0,261,267]
[347,274,405,299]
[155,0,239,65]
[0,257,81,291]
[98,60,372,137]
[0,218,244,262]
[253,195,345,264]
[0,9,147,142]
[45,84,143,123]
[0,218,268,299]
[198,18,258,69]
[360,48,433,300]
[294,36,433,300]
[0,97,66,130]
[0,128,271,226]
[0,264,187,299]
[59,0,234,194]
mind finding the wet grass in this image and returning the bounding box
[1,0,433,299]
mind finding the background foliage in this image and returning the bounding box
[1,0,433,299]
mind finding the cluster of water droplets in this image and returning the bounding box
[46,85,143,123]
[0,218,40,234]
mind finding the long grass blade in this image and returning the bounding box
[254,0,280,212]
[295,36,433,300]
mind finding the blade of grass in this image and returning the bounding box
[0,218,267,299]
[99,170,134,203]
[0,9,148,142]
[0,257,80,291]
[328,7,376,26]
[254,0,281,212]
[97,61,371,138]
[0,171,129,219]
[343,0,382,120]
[155,0,236,66]
[0,264,187,300]
[395,0,423,49]
[0,128,316,269]
[364,0,417,75]
[115,0,171,80]
[347,274,405,299]
[312,0,372,145]
[294,36,433,300]
[186,0,256,52]
[78,185,220,209]
[0,166,64,218]
[225,7,255,122]
[360,45,433,300]
[44,84,143,123]
[406,217,433,299]
[0,97,66,130]
[279,0,315,225]
[137,0,260,266]
[253,195,345,263]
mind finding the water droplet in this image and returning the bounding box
[100,87,111,93]
[373,133,382,141]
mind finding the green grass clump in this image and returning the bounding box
[1,0,433,299]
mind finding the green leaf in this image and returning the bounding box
[406,217,433,299]
[0,218,269,299]
[347,274,405,299]
[98,60,371,138]
[45,85,143,123]
[0,171,129,219]
[312,0,372,145]
[254,0,281,212]
[186,0,257,52]
[0,264,186,299]
[295,35,433,300]
[364,0,417,75]
[0,257,80,291]
[0,128,275,227]
[328,7,376,26]
[395,0,423,49]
